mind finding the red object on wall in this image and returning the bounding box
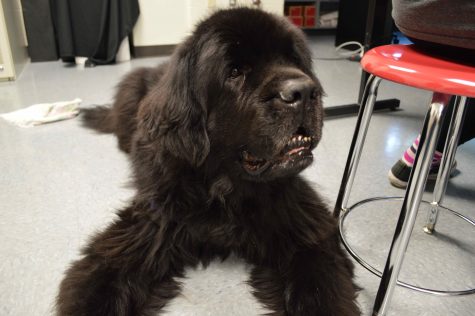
[304,16,316,28]
[288,16,303,27]
[304,5,316,17]
[288,6,303,17]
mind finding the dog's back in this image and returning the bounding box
[81,64,166,153]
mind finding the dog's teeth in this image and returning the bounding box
[298,135,302,141]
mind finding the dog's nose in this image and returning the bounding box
[279,78,316,107]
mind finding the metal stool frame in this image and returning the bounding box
[333,74,474,316]
[339,197,475,295]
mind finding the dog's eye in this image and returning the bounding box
[230,68,242,79]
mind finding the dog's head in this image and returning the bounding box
[142,8,323,182]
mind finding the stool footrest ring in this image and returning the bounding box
[339,196,475,296]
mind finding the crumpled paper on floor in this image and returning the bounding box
[0,98,81,128]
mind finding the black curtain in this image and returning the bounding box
[50,0,140,65]
[21,0,58,62]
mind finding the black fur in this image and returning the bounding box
[59,8,360,316]
[81,105,115,133]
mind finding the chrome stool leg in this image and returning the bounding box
[372,93,451,316]
[424,96,468,234]
[334,75,382,218]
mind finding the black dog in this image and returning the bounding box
[58,8,360,315]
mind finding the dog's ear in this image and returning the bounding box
[142,45,210,167]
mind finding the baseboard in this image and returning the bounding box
[133,45,176,58]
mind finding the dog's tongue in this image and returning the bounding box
[286,146,306,156]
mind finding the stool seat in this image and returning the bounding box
[361,44,475,97]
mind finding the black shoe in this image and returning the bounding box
[388,159,456,189]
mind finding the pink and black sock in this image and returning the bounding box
[401,135,443,168]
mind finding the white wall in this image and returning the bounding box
[133,0,208,47]
[133,0,284,47]
[213,0,284,15]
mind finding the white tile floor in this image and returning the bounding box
[0,36,474,316]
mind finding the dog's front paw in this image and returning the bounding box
[284,283,323,316]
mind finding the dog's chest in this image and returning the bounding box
[157,256,270,316]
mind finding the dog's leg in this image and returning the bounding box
[250,237,360,316]
[56,208,190,316]
[249,266,287,316]
[282,239,360,316]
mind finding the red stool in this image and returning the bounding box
[333,44,475,316]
